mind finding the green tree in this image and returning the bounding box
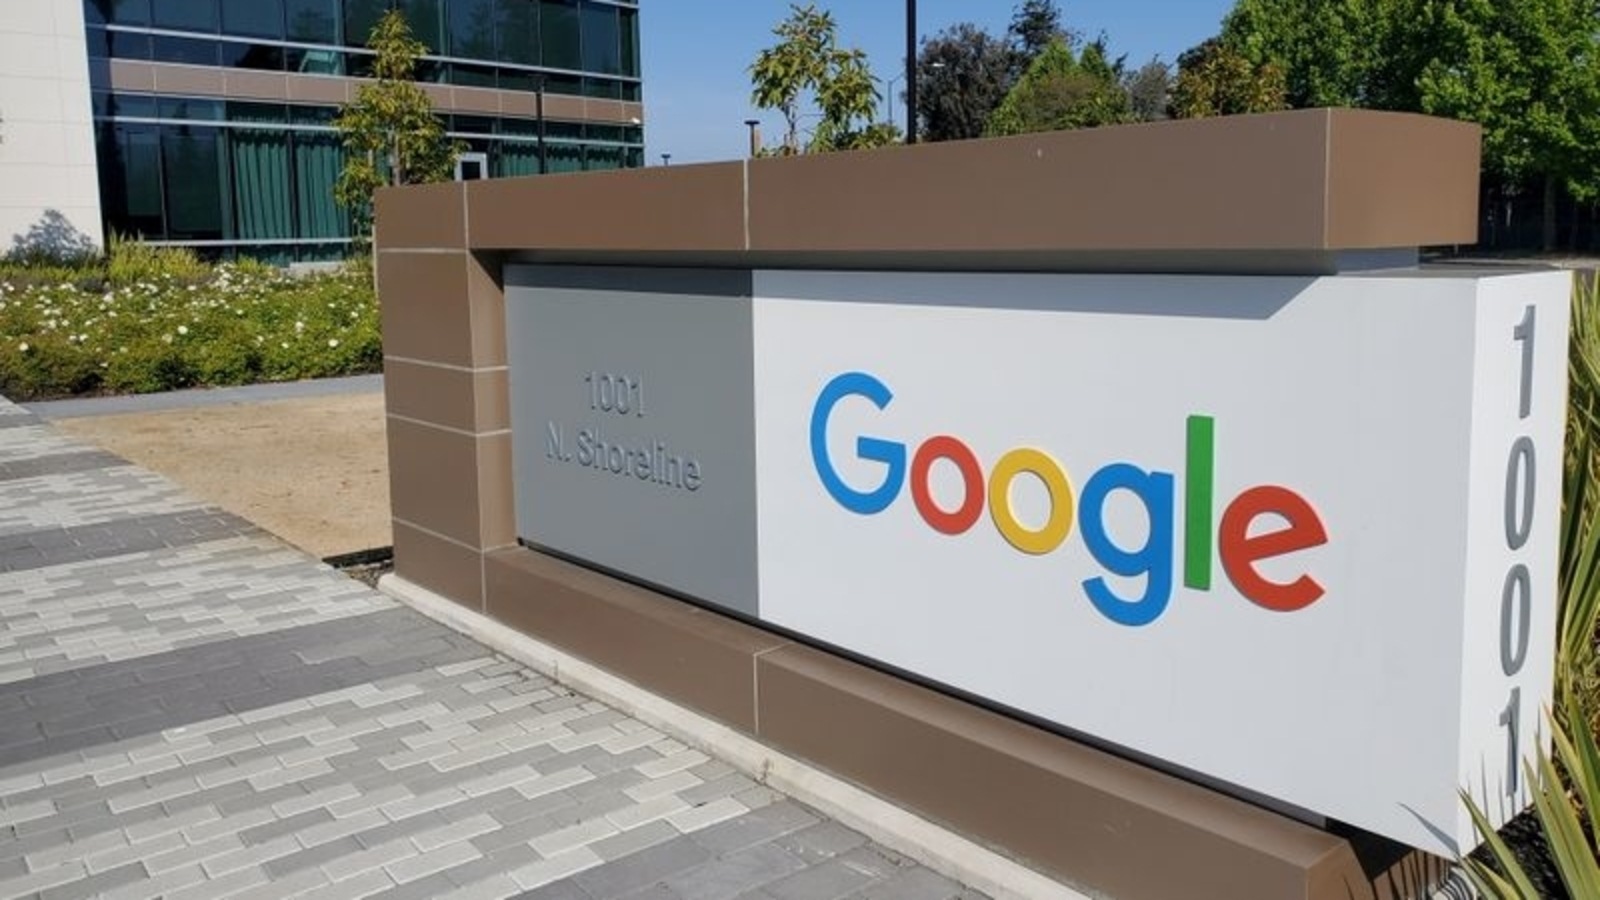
[1009,0,1068,67]
[1413,0,1600,251]
[915,23,1017,141]
[986,38,1131,137]
[333,10,459,237]
[1219,0,1401,108]
[1169,37,1289,118]
[749,4,884,154]
[1123,57,1174,122]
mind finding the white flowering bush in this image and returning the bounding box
[0,253,380,399]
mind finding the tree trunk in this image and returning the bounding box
[1543,173,1558,253]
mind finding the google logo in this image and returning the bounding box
[809,372,1330,627]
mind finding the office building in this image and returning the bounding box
[0,0,644,262]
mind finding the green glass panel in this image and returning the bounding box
[539,0,578,70]
[231,129,293,240]
[159,97,223,121]
[285,0,339,43]
[161,126,229,240]
[494,140,541,177]
[495,0,537,64]
[344,0,386,47]
[152,0,217,32]
[585,144,620,171]
[293,134,348,239]
[103,124,164,238]
[221,0,283,39]
[448,0,494,59]
[108,0,149,25]
[619,7,637,77]
[580,1,618,74]
[546,141,581,173]
[399,0,444,54]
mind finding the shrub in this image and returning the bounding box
[0,252,380,400]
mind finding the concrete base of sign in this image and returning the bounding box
[384,546,1458,900]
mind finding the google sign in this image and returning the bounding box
[507,265,1572,855]
[749,269,1569,855]
[808,371,1328,625]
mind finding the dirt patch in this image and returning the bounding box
[54,393,390,560]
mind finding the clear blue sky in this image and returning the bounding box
[640,1,1236,164]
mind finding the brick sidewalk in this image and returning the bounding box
[0,396,985,900]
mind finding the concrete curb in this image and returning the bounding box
[378,573,1092,900]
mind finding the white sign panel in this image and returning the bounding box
[750,270,1569,854]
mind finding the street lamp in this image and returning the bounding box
[660,153,671,166]
[743,119,760,158]
[873,75,902,131]
[905,0,918,143]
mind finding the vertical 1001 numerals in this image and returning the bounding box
[1499,304,1537,796]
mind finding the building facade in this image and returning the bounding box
[0,0,643,263]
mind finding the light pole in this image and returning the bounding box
[660,153,671,166]
[874,75,902,131]
[905,0,918,143]
[743,119,760,157]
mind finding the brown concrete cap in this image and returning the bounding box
[380,108,1479,257]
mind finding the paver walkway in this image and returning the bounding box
[0,395,985,900]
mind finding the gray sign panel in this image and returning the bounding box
[504,266,758,616]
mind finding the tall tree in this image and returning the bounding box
[1169,37,1289,118]
[986,38,1131,137]
[1219,0,1406,109]
[1413,0,1600,250]
[915,23,1016,141]
[1009,0,1068,66]
[1123,57,1173,122]
[750,4,884,154]
[333,10,458,238]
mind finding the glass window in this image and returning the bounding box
[448,0,494,59]
[221,42,286,70]
[228,101,288,124]
[103,124,165,238]
[160,97,223,121]
[495,0,537,65]
[110,93,157,118]
[624,146,642,168]
[343,0,387,47]
[151,36,220,66]
[497,68,537,91]
[546,141,582,173]
[539,0,578,69]
[220,0,283,38]
[399,0,444,54]
[586,145,621,171]
[152,0,217,32]
[285,46,345,75]
[285,0,339,44]
[109,31,152,60]
[451,115,494,134]
[230,128,293,240]
[106,0,149,25]
[449,62,496,87]
[621,81,640,102]
[289,104,335,124]
[292,133,348,239]
[580,1,618,74]
[84,1,108,26]
[582,77,619,99]
[544,72,580,95]
[162,126,229,240]
[494,139,541,177]
[618,6,637,77]
[85,27,111,59]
